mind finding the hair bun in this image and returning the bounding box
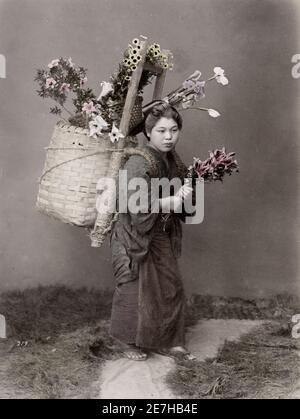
[151,101,169,117]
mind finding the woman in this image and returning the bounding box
[109,101,195,361]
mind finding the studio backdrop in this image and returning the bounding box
[0,0,299,298]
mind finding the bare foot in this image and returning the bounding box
[123,344,148,361]
[159,346,197,361]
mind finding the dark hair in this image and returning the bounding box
[144,101,182,140]
[129,100,183,139]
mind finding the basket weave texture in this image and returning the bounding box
[110,95,143,131]
[36,121,138,227]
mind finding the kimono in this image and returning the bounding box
[109,144,191,349]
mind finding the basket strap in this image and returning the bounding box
[37,137,137,184]
[121,147,160,178]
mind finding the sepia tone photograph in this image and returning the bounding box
[0,0,299,400]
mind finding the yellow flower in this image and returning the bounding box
[125,75,131,81]
[163,63,169,69]
[131,48,138,55]
[130,64,137,71]
[153,43,160,50]
[132,38,140,46]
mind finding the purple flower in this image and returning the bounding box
[182,79,195,90]
[194,80,205,98]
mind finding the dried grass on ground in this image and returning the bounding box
[0,286,299,398]
[167,321,300,399]
[0,286,123,399]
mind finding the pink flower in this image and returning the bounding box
[82,101,97,114]
[45,77,57,89]
[189,148,239,181]
[59,83,71,94]
[48,59,60,69]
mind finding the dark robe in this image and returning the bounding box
[109,145,191,349]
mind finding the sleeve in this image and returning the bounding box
[120,155,160,235]
[175,178,197,223]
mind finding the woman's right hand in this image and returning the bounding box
[159,182,193,213]
[175,183,193,200]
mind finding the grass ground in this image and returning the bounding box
[167,321,300,399]
[0,286,299,398]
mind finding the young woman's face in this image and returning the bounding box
[147,117,180,153]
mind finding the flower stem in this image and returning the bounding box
[180,107,208,112]
[61,104,74,117]
[206,75,217,82]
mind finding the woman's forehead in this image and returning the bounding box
[154,117,178,128]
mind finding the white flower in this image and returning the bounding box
[89,114,109,138]
[67,57,74,68]
[48,59,60,69]
[109,124,125,143]
[214,67,225,76]
[208,109,221,118]
[213,67,229,85]
[97,81,113,101]
[217,75,229,85]
[188,70,202,81]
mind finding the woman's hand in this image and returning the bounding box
[159,182,193,213]
[175,182,193,200]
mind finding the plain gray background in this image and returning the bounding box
[0,0,299,298]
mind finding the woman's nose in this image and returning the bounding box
[164,132,172,140]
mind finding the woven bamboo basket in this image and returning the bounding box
[36,99,143,227]
[110,95,143,131]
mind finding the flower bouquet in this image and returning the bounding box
[188,147,239,181]
[161,148,239,226]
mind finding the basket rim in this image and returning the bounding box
[55,120,90,135]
